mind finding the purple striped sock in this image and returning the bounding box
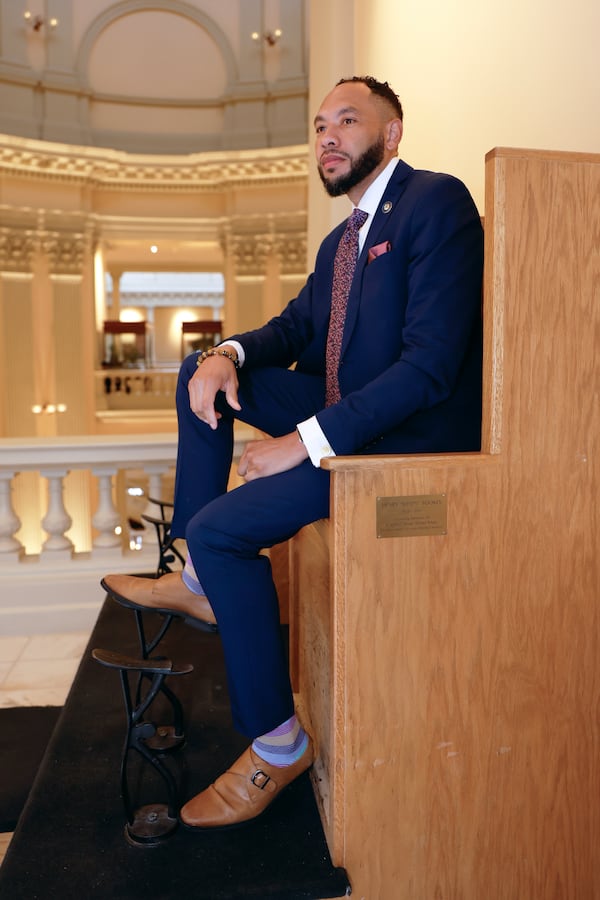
[182,553,205,595]
[252,714,309,768]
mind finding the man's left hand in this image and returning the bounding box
[238,432,308,481]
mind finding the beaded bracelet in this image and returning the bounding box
[196,347,240,369]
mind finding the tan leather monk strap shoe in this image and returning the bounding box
[180,739,315,830]
[100,572,218,632]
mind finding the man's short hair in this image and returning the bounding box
[337,75,404,121]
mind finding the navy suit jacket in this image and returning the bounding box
[230,159,484,456]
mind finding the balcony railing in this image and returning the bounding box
[0,429,252,636]
[95,368,179,414]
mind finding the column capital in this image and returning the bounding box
[41,230,88,275]
[0,226,37,273]
[273,232,307,275]
[226,231,273,277]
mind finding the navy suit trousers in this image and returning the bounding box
[170,354,330,738]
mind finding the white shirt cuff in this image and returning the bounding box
[297,416,336,467]
[219,339,245,367]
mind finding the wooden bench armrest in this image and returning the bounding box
[321,450,495,472]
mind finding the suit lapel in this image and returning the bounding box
[341,161,413,355]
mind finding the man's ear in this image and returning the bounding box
[385,118,403,150]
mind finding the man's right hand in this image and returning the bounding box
[188,346,241,429]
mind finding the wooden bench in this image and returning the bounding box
[289,147,600,899]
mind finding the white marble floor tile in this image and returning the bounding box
[20,632,90,662]
[0,661,12,683]
[3,657,81,692]
[0,686,69,708]
[0,635,28,663]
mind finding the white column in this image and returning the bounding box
[141,465,172,518]
[92,467,121,549]
[40,469,74,553]
[0,471,23,555]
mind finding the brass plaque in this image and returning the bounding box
[376,494,447,538]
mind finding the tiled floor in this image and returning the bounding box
[0,629,92,866]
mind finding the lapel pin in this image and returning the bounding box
[382,201,393,214]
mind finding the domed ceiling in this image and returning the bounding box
[0,0,309,154]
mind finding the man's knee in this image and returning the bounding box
[186,516,254,560]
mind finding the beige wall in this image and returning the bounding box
[306,0,356,262]
[308,0,600,221]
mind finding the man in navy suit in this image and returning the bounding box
[103,75,483,830]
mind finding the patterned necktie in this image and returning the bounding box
[325,208,369,406]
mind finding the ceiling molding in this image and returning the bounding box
[0,135,309,191]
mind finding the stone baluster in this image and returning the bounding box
[40,469,74,553]
[142,465,172,518]
[92,467,121,549]
[0,471,23,555]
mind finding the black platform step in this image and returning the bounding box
[0,596,350,900]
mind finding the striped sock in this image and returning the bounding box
[181,553,205,595]
[252,714,309,768]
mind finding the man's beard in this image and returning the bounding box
[318,135,385,197]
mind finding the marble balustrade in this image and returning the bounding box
[0,430,251,636]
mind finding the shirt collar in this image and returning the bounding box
[352,157,399,252]
[353,156,399,218]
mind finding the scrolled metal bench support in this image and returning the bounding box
[92,647,193,845]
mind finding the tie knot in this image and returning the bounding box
[349,208,368,232]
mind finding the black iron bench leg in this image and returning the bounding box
[128,607,186,751]
[92,648,193,846]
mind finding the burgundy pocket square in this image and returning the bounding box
[367,240,391,263]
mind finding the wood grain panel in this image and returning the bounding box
[337,459,598,898]
[293,149,600,899]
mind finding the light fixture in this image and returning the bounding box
[31,402,67,415]
[251,28,282,47]
[150,245,158,254]
[23,10,59,32]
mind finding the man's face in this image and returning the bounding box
[314,82,390,201]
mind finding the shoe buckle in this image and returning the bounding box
[251,769,271,790]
